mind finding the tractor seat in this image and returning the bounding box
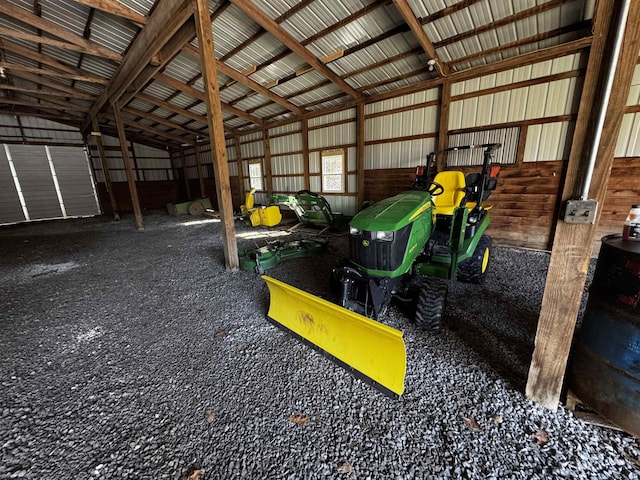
[432,171,466,216]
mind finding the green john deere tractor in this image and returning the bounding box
[332,143,502,332]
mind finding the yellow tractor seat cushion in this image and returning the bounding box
[432,171,466,216]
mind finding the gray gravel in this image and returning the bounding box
[1,212,639,479]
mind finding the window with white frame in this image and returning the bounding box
[321,150,344,193]
[248,162,263,191]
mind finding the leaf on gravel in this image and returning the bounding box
[204,408,215,423]
[337,460,353,473]
[533,429,549,446]
[463,417,482,431]
[214,329,228,338]
[179,467,203,480]
[288,413,309,425]
[236,343,246,351]
[494,415,503,426]
[626,454,640,467]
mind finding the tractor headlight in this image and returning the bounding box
[372,231,394,242]
[349,226,361,236]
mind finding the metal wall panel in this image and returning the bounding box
[270,133,302,155]
[448,127,520,165]
[48,146,100,217]
[310,176,321,192]
[272,154,304,175]
[365,89,439,115]
[0,145,25,224]
[309,121,355,150]
[273,176,304,193]
[367,105,438,141]
[269,122,302,136]
[365,138,437,170]
[524,121,572,162]
[9,145,62,220]
[241,140,264,159]
[309,152,320,174]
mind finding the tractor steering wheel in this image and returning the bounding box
[428,181,444,196]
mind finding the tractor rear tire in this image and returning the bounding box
[457,235,492,284]
[415,280,448,332]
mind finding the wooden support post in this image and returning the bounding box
[129,140,143,181]
[179,147,192,200]
[193,142,206,198]
[302,118,310,190]
[437,81,451,170]
[113,104,143,230]
[91,117,120,220]
[234,135,244,202]
[194,0,239,270]
[356,102,365,210]
[263,128,273,196]
[526,0,640,410]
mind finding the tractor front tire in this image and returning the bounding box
[415,280,448,332]
[457,235,492,284]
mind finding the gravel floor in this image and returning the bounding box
[1,212,639,479]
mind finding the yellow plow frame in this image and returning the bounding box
[262,276,406,397]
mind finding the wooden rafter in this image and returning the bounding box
[0,62,108,84]
[70,0,146,28]
[393,0,450,76]
[230,0,361,100]
[433,0,571,50]
[0,83,93,101]
[82,0,194,131]
[123,106,204,139]
[153,72,264,126]
[219,0,314,62]
[0,1,122,62]
[182,43,304,116]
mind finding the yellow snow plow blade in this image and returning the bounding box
[262,275,406,397]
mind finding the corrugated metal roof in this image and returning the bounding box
[0,0,598,150]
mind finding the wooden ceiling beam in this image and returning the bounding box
[450,20,592,67]
[153,71,264,126]
[0,107,80,123]
[70,0,147,27]
[183,43,304,116]
[105,111,195,144]
[136,92,206,124]
[220,0,314,62]
[5,70,94,99]
[123,105,205,138]
[0,83,94,101]
[0,97,86,113]
[393,0,450,76]
[0,0,122,62]
[1,37,89,76]
[433,0,570,49]
[82,0,194,131]
[230,0,361,99]
[0,27,116,60]
[368,36,593,104]
[420,0,483,24]
[0,62,108,84]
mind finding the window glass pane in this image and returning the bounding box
[321,151,344,193]
[249,162,263,190]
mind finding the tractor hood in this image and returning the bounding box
[351,190,432,232]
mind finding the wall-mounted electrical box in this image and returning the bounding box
[564,199,598,224]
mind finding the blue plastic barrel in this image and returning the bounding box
[570,234,640,437]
